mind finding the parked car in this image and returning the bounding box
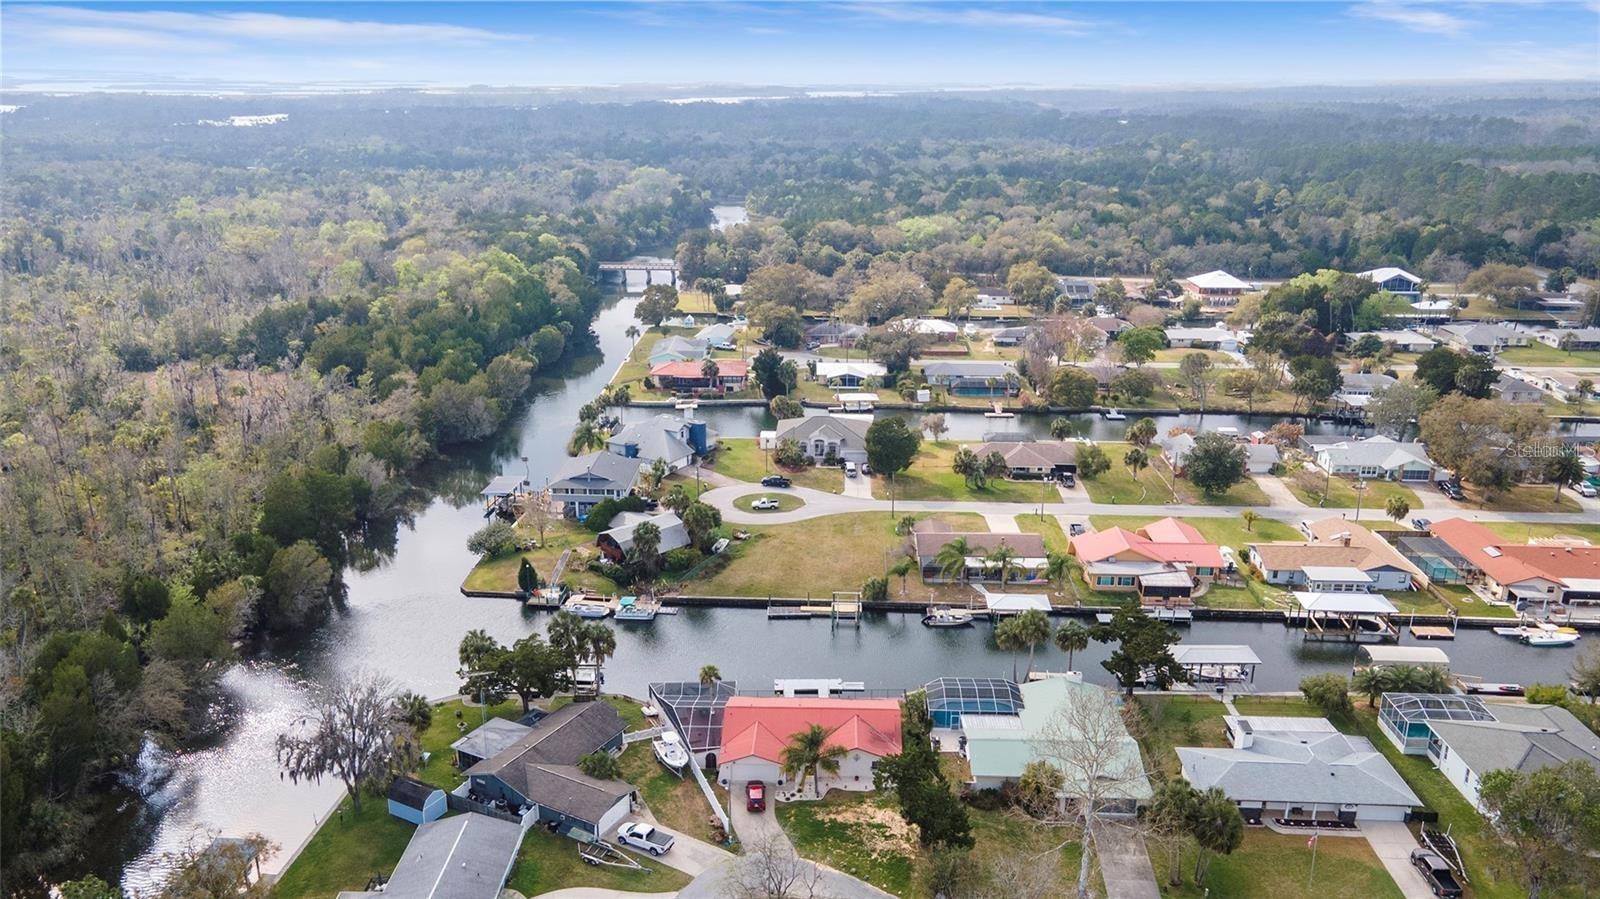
[761,475,792,488]
[861,462,872,475]
[752,497,781,511]
[746,781,767,813]
[1409,849,1462,898]
[1576,481,1598,498]
[1059,472,1076,487]
[844,462,859,478]
[1441,483,1466,501]
[1411,518,1431,531]
[1068,522,1087,536]
[617,822,675,856]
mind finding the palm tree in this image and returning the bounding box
[995,609,1052,680]
[1124,448,1149,499]
[985,544,1019,586]
[1054,620,1091,672]
[698,664,721,686]
[701,357,721,386]
[582,623,617,696]
[548,612,584,687]
[889,557,916,597]
[935,537,972,585]
[568,420,606,455]
[1190,787,1244,885]
[1385,494,1411,524]
[1351,665,1396,707]
[781,724,848,798]
[625,324,641,343]
[1049,417,1073,440]
[1045,551,1075,598]
[1240,510,1258,533]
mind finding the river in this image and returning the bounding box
[111,280,1582,892]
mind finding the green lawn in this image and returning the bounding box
[778,793,919,896]
[1080,442,1270,506]
[506,824,691,896]
[417,699,526,789]
[1154,348,1237,365]
[1161,829,1402,899]
[1429,584,1518,619]
[1497,343,1600,366]
[1284,470,1419,512]
[1230,696,1320,717]
[887,441,1053,503]
[617,741,725,846]
[461,518,617,595]
[1016,513,1071,553]
[673,289,719,314]
[1477,520,1600,544]
[1130,695,1232,778]
[1461,483,1582,513]
[733,492,807,513]
[706,437,851,494]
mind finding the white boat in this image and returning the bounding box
[563,597,612,619]
[922,605,975,628]
[1495,622,1581,646]
[652,732,689,771]
[1102,408,1126,421]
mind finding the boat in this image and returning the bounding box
[640,703,662,718]
[922,605,975,628]
[562,597,612,619]
[614,595,658,622]
[1102,408,1126,421]
[1494,622,1580,646]
[651,732,689,771]
[1465,682,1525,696]
[983,402,1015,419]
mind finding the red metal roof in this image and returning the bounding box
[1431,518,1600,587]
[649,359,750,379]
[1070,517,1223,568]
[718,697,902,765]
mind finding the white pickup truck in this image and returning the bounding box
[616,822,675,855]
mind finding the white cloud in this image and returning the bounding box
[845,3,1092,35]
[5,5,519,49]
[1350,2,1473,35]
[1467,41,1600,79]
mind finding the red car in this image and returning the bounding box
[745,781,767,813]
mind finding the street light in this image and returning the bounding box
[1353,479,1369,521]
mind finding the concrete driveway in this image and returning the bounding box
[617,814,733,878]
[1361,821,1440,899]
[727,782,790,850]
[1091,820,1161,899]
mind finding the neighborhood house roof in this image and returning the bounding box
[1428,518,1600,590]
[1346,330,1437,348]
[696,323,738,344]
[1300,565,1373,583]
[607,415,696,463]
[774,414,872,445]
[814,361,887,381]
[552,451,645,490]
[520,764,634,828]
[1187,270,1252,291]
[1360,646,1449,667]
[1440,323,1520,346]
[601,511,690,556]
[1249,539,1413,580]
[650,359,749,380]
[1178,717,1419,810]
[1358,267,1422,285]
[906,318,961,335]
[649,335,709,360]
[981,590,1054,614]
[971,441,1076,469]
[919,360,1017,380]
[719,697,902,764]
[1424,703,1600,778]
[1315,436,1434,471]
[467,701,626,787]
[1071,518,1223,569]
[387,776,442,810]
[1165,326,1241,343]
[374,814,523,899]
[451,717,534,762]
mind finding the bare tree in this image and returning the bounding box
[276,672,412,812]
[721,833,833,899]
[523,487,555,545]
[1026,683,1153,899]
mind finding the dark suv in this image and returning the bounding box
[761,475,792,488]
[1410,849,1463,898]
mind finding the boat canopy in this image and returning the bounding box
[480,475,525,497]
[1171,644,1262,666]
[983,592,1052,613]
[1291,592,1398,615]
[1359,645,1449,668]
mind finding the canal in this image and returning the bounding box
[113,283,1585,892]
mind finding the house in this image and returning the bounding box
[968,440,1076,480]
[1535,370,1600,402]
[1313,436,1437,482]
[813,360,887,388]
[715,697,902,795]
[906,318,963,341]
[913,531,1048,584]
[1057,277,1096,302]
[695,322,739,350]
[649,680,739,768]
[1335,372,1396,409]
[647,335,710,365]
[918,360,1019,396]
[1184,270,1252,304]
[973,285,1012,308]
[1378,693,1600,809]
[606,414,709,471]
[1249,519,1425,592]
[1159,432,1273,476]
[1438,322,1528,355]
[386,777,447,825]
[649,358,750,392]
[336,814,523,899]
[598,511,691,562]
[1532,295,1587,315]
[990,325,1031,347]
[1534,326,1600,351]
[1492,373,1544,404]
[1357,267,1424,297]
[1164,326,1243,352]
[1241,443,1280,474]
[550,452,645,519]
[962,674,1151,816]
[451,717,536,769]
[1425,518,1600,609]
[1086,316,1132,345]
[1343,330,1438,353]
[923,677,1023,730]
[464,701,633,837]
[1178,716,1419,824]
[806,320,868,347]
[1156,432,1196,473]
[774,414,872,465]
[1070,518,1223,606]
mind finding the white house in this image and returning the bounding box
[1534,326,1600,351]
[1492,373,1545,404]
[1184,270,1252,305]
[1357,267,1424,297]
[1179,716,1420,824]
[1438,323,1529,355]
[1335,372,1397,409]
[1164,326,1245,352]
[813,360,887,388]
[1313,436,1437,482]
[1343,330,1438,353]
[1378,693,1600,810]
[773,414,871,464]
[905,318,963,341]
[1248,519,1423,592]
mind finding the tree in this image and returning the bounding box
[682,500,722,551]
[1184,433,1247,496]
[1092,607,1185,696]
[120,574,171,624]
[1125,416,1157,448]
[1413,346,1466,395]
[1464,263,1540,310]
[951,445,983,488]
[1178,352,1214,410]
[1050,417,1073,440]
[1048,365,1099,407]
[865,417,921,512]
[699,664,722,686]
[750,302,805,348]
[1348,333,1386,357]
[276,673,410,812]
[578,750,621,780]
[263,541,333,631]
[1240,509,1258,532]
[769,395,803,419]
[635,284,680,325]
[1546,445,1586,501]
[395,692,434,731]
[1076,444,1110,479]
[1054,620,1090,672]
[1572,378,1594,413]
[781,723,849,797]
[1188,787,1245,884]
[467,520,518,558]
[862,321,928,375]
[149,590,235,680]
[862,575,889,603]
[1017,758,1067,817]
[1478,762,1600,898]
[1117,327,1164,366]
[149,833,277,899]
[629,520,662,577]
[751,347,795,398]
[1147,777,1201,887]
[581,622,618,696]
[742,262,831,312]
[1384,494,1411,524]
[496,635,566,711]
[919,413,948,442]
[1420,393,1553,495]
[1123,447,1149,492]
[1298,673,1354,717]
[1288,354,1341,413]
[941,277,977,319]
[995,609,1051,680]
[1006,261,1059,308]
[701,357,722,385]
[723,833,829,899]
[1453,352,1498,398]
[935,537,972,585]
[1350,665,1394,707]
[1570,645,1600,703]
[844,269,932,322]
[1367,382,1436,441]
[889,557,915,597]
[524,488,555,546]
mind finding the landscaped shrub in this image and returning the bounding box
[862,576,888,602]
[587,559,631,585]
[466,520,518,558]
[774,438,808,468]
[583,494,648,532]
[662,547,701,572]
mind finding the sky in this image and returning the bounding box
[1,1,1597,92]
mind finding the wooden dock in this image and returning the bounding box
[1409,625,1456,640]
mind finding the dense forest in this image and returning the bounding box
[2,87,1598,894]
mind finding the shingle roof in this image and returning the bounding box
[519,764,635,827]
[1428,704,1600,777]
[919,360,1016,379]
[378,814,522,899]
[1429,518,1600,588]
[387,776,441,809]
[650,359,749,379]
[467,701,626,795]
[1179,719,1419,810]
[551,451,645,491]
[450,717,534,762]
[774,414,871,444]
[607,415,695,464]
[972,441,1076,469]
[649,335,709,359]
[1314,436,1434,471]
[601,511,690,556]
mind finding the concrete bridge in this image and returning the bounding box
[598,260,680,287]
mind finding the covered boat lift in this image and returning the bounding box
[1356,645,1450,672]
[1170,644,1262,687]
[978,588,1052,619]
[831,391,878,412]
[1288,591,1399,642]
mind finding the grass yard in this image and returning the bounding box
[1130,695,1231,778]
[1160,829,1402,899]
[682,512,984,598]
[705,437,851,494]
[617,742,724,845]
[416,698,526,789]
[1015,513,1071,553]
[1497,343,1600,366]
[1230,696,1319,717]
[778,792,920,896]
[887,441,1053,504]
[1477,520,1600,544]
[1198,581,1289,610]
[1284,469,1420,512]
[1154,348,1237,365]
[673,289,719,314]
[273,795,415,899]
[1429,583,1518,619]
[505,824,692,896]
[733,492,807,513]
[1079,442,1270,506]
[1462,483,1581,513]
[460,518,616,595]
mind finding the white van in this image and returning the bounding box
[844,461,859,478]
